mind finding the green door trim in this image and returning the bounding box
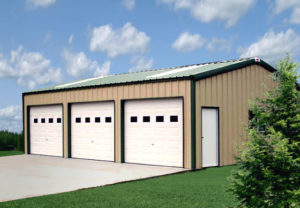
[120,100,125,163]
[26,106,30,154]
[190,80,196,169]
[67,103,72,158]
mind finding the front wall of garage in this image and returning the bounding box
[24,80,192,168]
[195,65,277,169]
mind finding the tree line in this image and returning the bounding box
[0,130,24,151]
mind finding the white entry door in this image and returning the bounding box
[124,98,183,167]
[30,105,63,157]
[202,108,219,167]
[71,102,114,161]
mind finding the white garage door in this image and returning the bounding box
[30,105,63,157]
[71,102,114,161]
[125,98,183,167]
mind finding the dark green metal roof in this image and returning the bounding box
[25,57,275,94]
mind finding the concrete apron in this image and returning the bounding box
[0,155,185,202]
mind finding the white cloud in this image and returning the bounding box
[43,32,52,43]
[206,37,233,52]
[0,105,22,133]
[290,7,300,24]
[158,0,256,27]
[273,0,300,24]
[62,49,110,78]
[129,56,153,72]
[172,32,206,52]
[26,0,56,8]
[0,54,14,78]
[239,29,300,64]
[90,22,150,58]
[0,46,63,89]
[123,0,135,10]
[94,61,111,77]
[68,34,74,44]
[274,0,299,13]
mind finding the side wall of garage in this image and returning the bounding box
[195,65,277,169]
[23,80,192,168]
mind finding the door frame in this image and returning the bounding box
[28,103,64,157]
[201,106,220,167]
[68,100,116,162]
[121,96,185,168]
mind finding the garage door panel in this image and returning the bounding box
[30,105,63,157]
[71,102,114,161]
[125,98,183,167]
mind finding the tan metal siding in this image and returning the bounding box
[24,80,192,169]
[195,65,275,168]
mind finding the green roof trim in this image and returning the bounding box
[24,57,275,95]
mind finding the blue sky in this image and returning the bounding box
[0,0,300,132]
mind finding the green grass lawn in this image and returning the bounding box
[0,165,237,208]
[0,150,24,157]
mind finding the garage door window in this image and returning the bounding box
[49,118,53,123]
[95,117,101,123]
[57,118,62,123]
[85,117,90,123]
[34,118,38,123]
[143,116,150,122]
[75,117,81,123]
[130,116,137,122]
[170,115,178,122]
[105,117,112,123]
[41,118,45,123]
[156,116,164,122]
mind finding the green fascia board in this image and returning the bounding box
[23,58,276,95]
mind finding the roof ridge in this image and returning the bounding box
[99,57,255,77]
[26,57,264,94]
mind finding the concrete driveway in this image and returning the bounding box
[0,155,184,202]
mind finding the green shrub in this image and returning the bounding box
[229,55,300,208]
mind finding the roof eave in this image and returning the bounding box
[22,76,191,96]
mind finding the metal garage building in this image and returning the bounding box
[23,58,276,169]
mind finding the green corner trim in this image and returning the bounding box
[67,103,72,158]
[120,101,125,163]
[190,80,196,169]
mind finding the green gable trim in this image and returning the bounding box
[190,59,275,81]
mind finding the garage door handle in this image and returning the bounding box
[91,140,94,143]
[151,143,154,146]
